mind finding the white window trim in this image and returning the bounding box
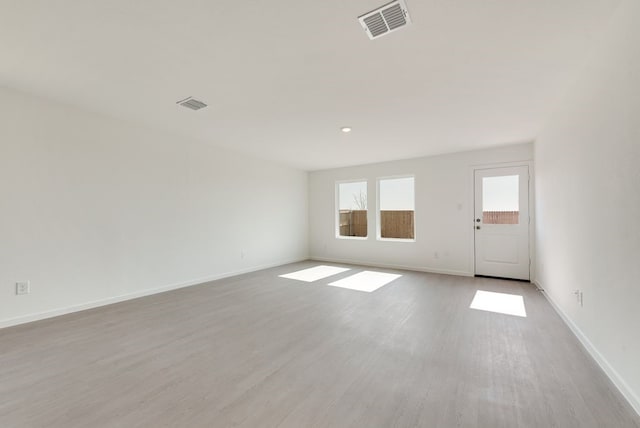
[335,179,369,240]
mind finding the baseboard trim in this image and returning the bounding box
[310,256,474,277]
[534,279,640,417]
[0,257,307,330]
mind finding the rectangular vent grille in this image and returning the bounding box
[382,4,406,30]
[363,14,387,38]
[177,96,207,111]
[358,0,411,40]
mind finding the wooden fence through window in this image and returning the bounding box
[339,210,368,237]
[381,210,414,239]
[482,211,519,224]
[339,210,415,239]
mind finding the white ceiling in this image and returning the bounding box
[0,0,621,170]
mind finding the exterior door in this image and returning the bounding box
[474,166,530,280]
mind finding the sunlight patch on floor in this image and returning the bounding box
[470,290,527,317]
[279,265,350,282]
[327,271,401,292]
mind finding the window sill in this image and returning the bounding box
[377,237,416,243]
[336,236,368,241]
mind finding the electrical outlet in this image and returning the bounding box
[240,249,245,259]
[579,291,584,307]
[16,281,30,295]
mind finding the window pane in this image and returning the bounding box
[379,177,415,239]
[337,181,367,237]
[482,175,519,224]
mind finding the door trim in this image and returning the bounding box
[468,160,535,281]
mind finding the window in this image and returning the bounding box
[482,175,519,224]
[337,181,368,238]
[378,176,415,240]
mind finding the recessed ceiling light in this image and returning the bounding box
[341,127,352,133]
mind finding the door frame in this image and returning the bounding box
[468,160,535,280]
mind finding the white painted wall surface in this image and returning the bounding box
[309,144,533,275]
[534,0,640,413]
[0,87,308,326]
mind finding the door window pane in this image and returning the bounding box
[379,177,415,239]
[482,175,519,224]
[337,181,367,237]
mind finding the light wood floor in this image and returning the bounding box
[1,261,638,428]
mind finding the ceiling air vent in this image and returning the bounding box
[358,0,411,40]
[176,96,207,111]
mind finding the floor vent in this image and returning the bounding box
[358,0,411,40]
[176,97,207,111]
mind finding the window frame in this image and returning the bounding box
[376,174,416,242]
[335,179,369,240]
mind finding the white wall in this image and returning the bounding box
[309,143,533,275]
[534,0,640,414]
[0,87,308,327]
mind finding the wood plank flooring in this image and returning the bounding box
[1,261,638,427]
